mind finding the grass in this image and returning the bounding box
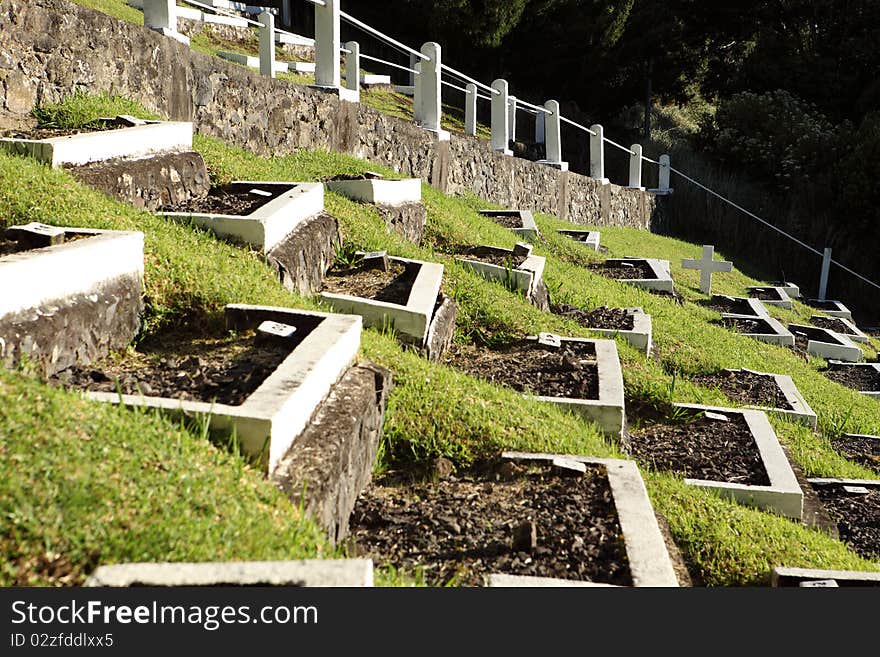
[4,88,880,587]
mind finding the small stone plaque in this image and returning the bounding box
[799,579,839,587]
[551,457,587,476]
[357,250,390,271]
[7,222,66,249]
[537,332,562,349]
[249,188,273,197]
[256,320,298,345]
[512,242,532,259]
[364,171,384,179]
[115,114,148,126]
[842,486,870,495]
[704,411,729,422]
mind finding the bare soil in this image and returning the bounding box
[690,370,794,410]
[813,484,880,561]
[721,316,775,334]
[481,212,524,229]
[551,304,635,330]
[1,116,135,140]
[749,287,786,301]
[596,260,655,280]
[705,295,762,316]
[348,460,632,587]
[790,325,845,345]
[457,245,528,268]
[160,183,293,216]
[322,260,416,305]
[831,435,880,470]
[811,316,857,335]
[0,228,93,257]
[823,365,880,392]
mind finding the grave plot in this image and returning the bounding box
[157,181,337,296]
[55,304,362,476]
[822,362,880,400]
[455,242,550,311]
[719,315,794,347]
[810,314,870,343]
[789,324,863,363]
[829,433,880,470]
[551,304,652,356]
[325,172,426,244]
[747,285,793,310]
[804,298,853,321]
[441,334,625,437]
[0,115,192,168]
[704,294,768,317]
[318,250,455,358]
[766,281,801,298]
[593,257,675,293]
[690,368,817,429]
[808,478,880,561]
[772,566,880,587]
[557,229,601,251]
[479,209,540,243]
[85,559,374,587]
[348,456,678,587]
[627,403,804,519]
[0,222,144,377]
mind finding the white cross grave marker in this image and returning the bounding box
[681,245,732,295]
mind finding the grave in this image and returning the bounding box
[319,251,455,358]
[691,368,817,429]
[455,242,550,311]
[597,258,675,293]
[747,286,793,310]
[772,566,880,587]
[681,245,732,295]
[705,294,769,318]
[557,229,601,251]
[720,315,795,347]
[552,304,652,356]
[830,433,880,469]
[479,209,540,243]
[788,324,863,363]
[810,315,869,343]
[0,223,144,377]
[807,477,880,561]
[628,403,804,519]
[157,181,337,296]
[324,173,426,244]
[822,362,880,400]
[85,559,374,587]
[767,281,801,298]
[804,298,853,321]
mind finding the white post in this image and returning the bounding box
[258,12,275,79]
[589,124,605,181]
[659,154,671,192]
[344,41,360,93]
[535,111,545,145]
[508,96,517,143]
[539,100,567,171]
[143,0,188,44]
[412,61,423,123]
[465,83,477,137]
[819,247,832,301]
[314,0,340,88]
[417,42,442,133]
[629,144,643,189]
[491,79,512,155]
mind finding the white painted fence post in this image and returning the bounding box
[465,83,477,137]
[143,0,189,45]
[819,247,832,301]
[538,100,567,171]
[314,0,340,88]
[589,124,606,181]
[258,12,275,79]
[508,96,517,143]
[345,41,360,94]
[491,79,512,155]
[416,42,442,134]
[659,154,671,192]
[412,61,423,123]
[629,144,643,189]
[535,111,545,145]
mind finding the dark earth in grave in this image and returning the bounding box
[325,172,384,181]
[159,182,295,216]
[1,115,147,140]
[749,287,786,301]
[823,365,880,392]
[551,304,636,331]
[322,259,417,305]
[721,316,775,334]
[812,484,880,561]
[790,325,846,347]
[597,260,655,280]
[690,370,794,410]
[348,460,631,587]
[627,410,771,485]
[441,339,600,399]
[705,295,762,316]
[482,212,525,229]
[811,316,857,335]
[456,245,530,268]
[0,226,93,256]
[830,435,880,470]
[806,299,844,312]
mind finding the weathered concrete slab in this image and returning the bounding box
[423,292,458,361]
[266,212,341,297]
[374,202,427,245]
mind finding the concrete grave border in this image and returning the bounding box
[0,120,192,168]
[605,258,674,293]
[85,304,361,475]
[479,210,540,243]
[320,256,444,347]
[747,286,793,310]
[771,566,880,587]
[825,363,880,400]
[158,181,325,253]
[580,307,653,356]
[811,315,870,343]
[325,177,422,206]
[497,452,680,587]
[805,299,853,321]
[711,295,769,318]
[788,324,863,363]
[720,368,817,429]
[722,314,795,347]
[669,403,804,519]
[557,229,600,251]
[85,559,374,587]
[767,281,801,298]
[455,246,547,310]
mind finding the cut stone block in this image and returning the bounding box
[772,566,880,587]
[521,336,625,437]
[479,209,540,243]
[85,305,362,475]
[456,245,549,311]
[810,315,870,343]
[747,285,793,310]
[0,225,144,376]
[804,298,853,321]
[85,559,374,587]
[825,362,880,400]
[558,229,600,251]
[217,50,288,74]
[498,452,680,587]
[724,368,818,429]
[579,307,653,356]
[669,403,804,519]
[721,314,795,347]
[605,257,674,293]
[0,120,192,168]
[320,256,444,347]
[789,324,863,363]
[325,176,422,206]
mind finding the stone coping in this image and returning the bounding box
[0,120,192,168]
[479,209,540,243]
[86,304,361,474]
[826,363,880,400]
[722,313,794,347]
[558,229,600,251]
[771,566,880,587]
[85,559,374,587]
[320,256,444,346]
[804,299,853,321]
[455,247,547,307]
[580,307,653,356]
[606,257,674,293]
[159,181,325,253]
[811,315,870,343]
[747,285,793,310]
[0,224,144,318]
[722,368,817,429]
[789,324,863,363]
[498,452,680,587]
[521,336,625,437]
[325,177,422,205]
[671,403,804,519]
